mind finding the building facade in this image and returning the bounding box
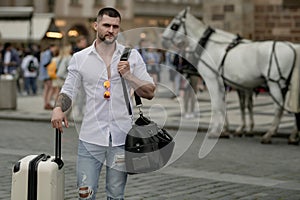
[200,0,300,41]
[0,0,300,49]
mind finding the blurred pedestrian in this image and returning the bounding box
[56,44,72,91]
[135,39,148,62]
[144,44,161,89]
[49,55,62,103]
[172,50,185,99]
[39,44,59,110]
[31,44,41,62]
[286,56,300,144]
[73,35,88,53]
[157,49,164,82]
[167,51,180,98]
[0,44,3,74]
[181,53,200,119]
[21,48,39,95]
[1,42,20,76]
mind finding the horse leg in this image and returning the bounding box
[288,127,299,145]
[246,91,255,136]
[261,83,284,144]
[222,108,231,138]
[261,105,283,144]
[288,113,300,145]
[235,90,246,137]
[205,78,228,139]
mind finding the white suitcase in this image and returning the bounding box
[11,129,64,200]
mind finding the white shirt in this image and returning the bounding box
[61,41,154,146]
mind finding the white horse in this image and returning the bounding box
[162,8,300,143]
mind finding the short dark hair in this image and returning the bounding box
[97,7,121,21]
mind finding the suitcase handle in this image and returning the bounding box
[54,129,64,169]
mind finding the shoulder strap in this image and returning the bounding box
[120,47,143,116]
[120,47,133,115]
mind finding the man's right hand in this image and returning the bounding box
[51,107,69,133]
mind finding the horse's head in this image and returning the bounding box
[162,8,207,52]
[162,8,191,49]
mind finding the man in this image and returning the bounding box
[51,7,155,199]
[286,47,300,145]
[1,42,21,75]
[1,43,22,93]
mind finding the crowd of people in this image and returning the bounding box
[136,39,206,119]
[0,34,206,119]
[0,36,88,110]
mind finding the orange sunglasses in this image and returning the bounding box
[103,80,110,99]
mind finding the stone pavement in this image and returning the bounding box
[2,120,300,200]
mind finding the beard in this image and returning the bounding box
[98,33,118,45]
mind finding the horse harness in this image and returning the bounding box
[220,34,243,68]
[268,41,296,98]
[195,27,296,98]
[167,17,254,90]
[167,13,296,106]
[193,26,255,90]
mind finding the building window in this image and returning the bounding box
[70,0,80,5]
[224,5,234,12]
[94,0,103,6]
[283,0,300,7]
[116,0,125,7]
[48,0,55,12]
[212,14,224,21]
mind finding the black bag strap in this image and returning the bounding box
[120,47,143,116]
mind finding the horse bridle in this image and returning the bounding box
[163,9,188,46]
[164,11,219,72]
[164,10,215,54]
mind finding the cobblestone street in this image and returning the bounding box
[1,120,300,199]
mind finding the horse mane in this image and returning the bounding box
[185,12,206,39]
[212,29,241,43]
[186,11,251,44]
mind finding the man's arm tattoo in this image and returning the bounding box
[54,93,72,112]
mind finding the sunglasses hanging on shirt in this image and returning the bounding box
[103,80,111,100]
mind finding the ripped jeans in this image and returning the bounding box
[77,139,127,200]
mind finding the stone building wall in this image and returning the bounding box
[202,0,254,39]
[202,0,300,42]
[253,0,300,42]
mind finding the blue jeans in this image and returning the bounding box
[77,139,127,200]
[24,77,37,95]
